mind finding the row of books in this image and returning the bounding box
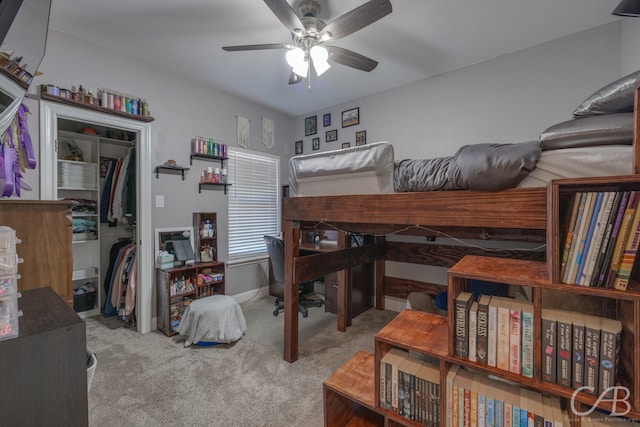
[455,292,534,378]
[561,190,640,290]
[446,365,568,427]
[379,348,441,426]
[541,308,622,396]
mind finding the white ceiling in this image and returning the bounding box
[47,0,622,117]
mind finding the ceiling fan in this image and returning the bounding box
[222,0,392,85]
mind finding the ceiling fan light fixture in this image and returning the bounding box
[612,0,640,16]
[310,45,330,76]
[286,47,306,69]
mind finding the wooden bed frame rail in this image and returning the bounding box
[280,85,640,363]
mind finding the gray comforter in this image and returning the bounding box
[393,140,542,192]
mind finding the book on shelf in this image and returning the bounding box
[477,377,488,427]
[509,300,523,375]
[563,192,589,283]
[530,389,544,427]
[470,373,482,427]
[398,356,423,420]
[469,301,479,363]
[560,192,582,292]
[541,308,557,383]
[605,190,639,288]
[598,317,622,398]
[455,368,475,427]
[575,191,604,285]
[455,291,474,359]
[520,300,535,379]
[446,364,460,427]
[380,348,408,411]
[580,191,615,286]
[476,295,492,365]
[555,309,573,388]
[583,314,602,395]
[567,191,596,284]
[541,396,554,427]
[589,191,623,287]
[494,297,512,371]
[582,192,617,286]
[612,198,640,291]
[416,362,440,425]
[595,191,631,288]
[571,311,586,389]
[493,380,506,427]
[487,295,499,368]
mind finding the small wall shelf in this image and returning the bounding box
[199,182,231,194]
[190,153,228,167]
[155,165,189,180]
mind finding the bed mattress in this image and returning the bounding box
[518,145,632,188]
[288,141,395,196]
[288,142,631,196]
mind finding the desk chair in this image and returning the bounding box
[264,235,323,318]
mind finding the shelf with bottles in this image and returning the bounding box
[40,85,154,123]
[193,212,218,263]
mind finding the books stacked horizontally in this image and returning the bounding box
[379,349,440,426]
[541,308,622,397]
[446,365,569,427]
[560,190,640,290]
[454,292,535,378]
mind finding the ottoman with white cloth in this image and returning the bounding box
[177,295,247,347]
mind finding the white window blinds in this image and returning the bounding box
[227,149,280,261]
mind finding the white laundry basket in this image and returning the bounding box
[86,347,97,392]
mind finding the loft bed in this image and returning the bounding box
[281,78,640,363]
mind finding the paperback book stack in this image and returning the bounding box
[541,308,622,396]
[454,292,535,378]
[379,349,441,426]
[446,365,569,427]
[561,190,640,290]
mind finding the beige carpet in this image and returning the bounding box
[86,294,397,427]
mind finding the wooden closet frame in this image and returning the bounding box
[280,86,640,363]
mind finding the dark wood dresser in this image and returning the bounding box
[0,287,88,426]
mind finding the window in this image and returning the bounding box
[227,148,280,261]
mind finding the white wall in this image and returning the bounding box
[621,18,640,73]
[294,23,623,161]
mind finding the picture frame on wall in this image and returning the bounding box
[295,140,303,154]
[312,137,320,150]
[323,113,331,127]
[341,107,359,128]
[305,115,317,136]
[325,129,337,142]
[342,142,351,148]
[356,130,366,146]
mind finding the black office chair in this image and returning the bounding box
[264,235,323,317]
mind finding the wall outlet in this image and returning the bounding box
[155,195,164,208]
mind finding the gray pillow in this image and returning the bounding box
[453,141,541,191]
[539,113,634,151]
[573,70,640,117]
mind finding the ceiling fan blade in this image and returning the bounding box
[263,0,305,36]
[319,0,392,42]
[288,70,302,85]
[326,46,378,72]
[223,43,293,51]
